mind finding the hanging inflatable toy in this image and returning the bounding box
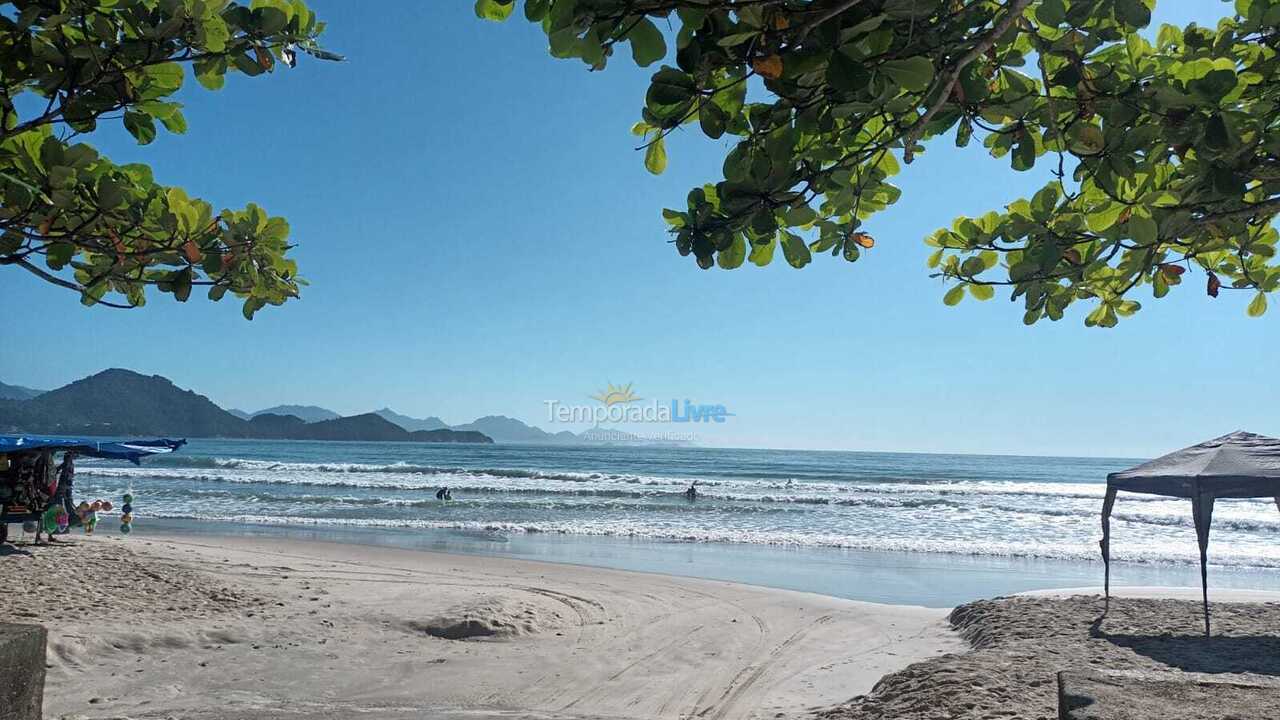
[120,491,135,535]
[54,506,69,533]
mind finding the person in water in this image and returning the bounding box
[435,486,448,501]
[685,482,698,501]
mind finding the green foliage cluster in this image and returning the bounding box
[481,0,1280,324]
[0,0,338,316]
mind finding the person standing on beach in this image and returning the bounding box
[55,452,78,530]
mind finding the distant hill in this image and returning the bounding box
[409,428,492,444]
[0,368,692,446]
[0,381,44,401]
[245,413,308,438]
[1,369,248,437]
[0,369,492,444]
[374,408,448,432]
[299,413,409,441]
[451,415,558,444]
[251,405,341,423]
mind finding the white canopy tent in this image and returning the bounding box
[1101,431,1280,636]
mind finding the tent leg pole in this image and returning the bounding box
[1192,492,1214,638]
[1100,487,1118,615]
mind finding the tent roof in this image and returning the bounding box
[0,435,185,465]
[1107,430,1280,498]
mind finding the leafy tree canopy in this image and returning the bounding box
[0,0,338,317]
[481,0,1280,325]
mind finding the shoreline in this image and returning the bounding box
[133,517,1280,608]
[6,532,963,720]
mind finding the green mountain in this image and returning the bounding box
[0,381,45,401]
[0,369,492,444]
[410,428,492,444]
[2,369,247,437]
[298,413,411,441]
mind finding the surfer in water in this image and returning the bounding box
[436,486,452,501]
[685,482,699,501]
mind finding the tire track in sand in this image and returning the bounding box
[695,614,834,720]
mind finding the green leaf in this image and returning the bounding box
[827,50,870,93]
[1036,0,1067,25]
[699,101,728,139]
[879,56,934,92]
[969,284,995,300]
[1153,270,1170,298]
[172,267,193,302]
[1189,69,1238,102]
[1248,292,1268,317]
[474,0,516,21]
[524,0,549,21]
[779,231,811,268]
[123,111,157,145]
[140,62,184,96]
[1011,135,1036,171]
[1067,124,1105,155]
[158,109,188,134]
[194,57,228,90]
[96,176,126,208]
[1114,0,1152,27]
[943,285,965,306]
[1129,215,1157,245]
[46,243,74,268]
[749,235,776,267]
[718,235,746,269]
[627,18,666,67]
[1085,203,1126,233]
[644,136,667,174]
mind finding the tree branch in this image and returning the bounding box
[902,0,1032,163]
[792,0,869,42]
[14,258,136,309]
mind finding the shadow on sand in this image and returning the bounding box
[1091,621,1280,676]
[0,539,80,557]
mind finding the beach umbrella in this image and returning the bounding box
[1100,430,1280,636]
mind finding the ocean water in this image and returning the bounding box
[71,439,1280,573]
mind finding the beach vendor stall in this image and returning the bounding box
[0,436,185,544]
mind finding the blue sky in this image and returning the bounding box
[1,1,1266,457]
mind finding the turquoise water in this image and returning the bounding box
[70,440,1280,605]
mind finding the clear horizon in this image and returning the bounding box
[1,1,1266,458]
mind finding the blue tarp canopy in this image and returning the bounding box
[0,435,185,464]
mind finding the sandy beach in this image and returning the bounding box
[8,532,1280,720]
[2,534,961,720]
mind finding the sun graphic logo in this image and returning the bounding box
[591,382,641,407]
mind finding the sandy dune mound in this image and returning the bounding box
[821,595,1280,720]
[407,598,565,640]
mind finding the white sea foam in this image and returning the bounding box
[72,449,1280,571]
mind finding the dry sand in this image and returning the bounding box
[821,588,1280,720]
[0,533,960,720]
